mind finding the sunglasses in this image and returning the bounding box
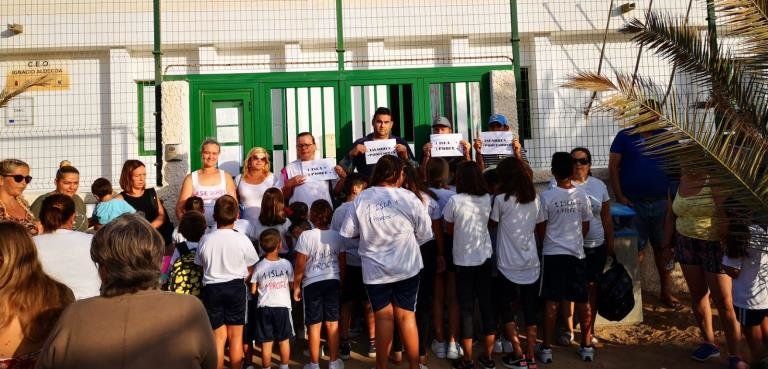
[573,158,590,166]
[250,155,268,162]
[2,174,33,184]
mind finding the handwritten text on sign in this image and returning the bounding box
[364,139,397,165]
[430,133,464,157]
[480,131,515,156]
[301,158,339,181]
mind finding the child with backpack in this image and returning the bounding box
[195,195,260,369]
[250,228,295,369]
[293,199,346,369]
[536,152,594,363]
[490,157,542,369]
[165,210,207,296]
[442,161,495,369]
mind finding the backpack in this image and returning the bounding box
[597,259,635,321]
[164,242,203,297]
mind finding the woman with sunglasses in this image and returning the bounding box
[0,159,41,236]
[236,147,276,224]
[29,163,88,232]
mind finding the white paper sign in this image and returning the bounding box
[430,133,464,157]
[215,107,239,126]
[301,158,339,181]
[218,145,242,177]
[364,139,397,165]
[480,131,515,156]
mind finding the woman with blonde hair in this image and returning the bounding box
[236,147,276,223]
[0,221,74,369]
[0,159,40,236]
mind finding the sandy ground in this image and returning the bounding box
[243,293,735,369]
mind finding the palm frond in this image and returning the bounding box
[715,0,768,70]
[565,73,768,228]
[0,74,52,108]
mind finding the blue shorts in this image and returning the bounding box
[201,279,248,329]
[735,305,768,327]
[303,279,340,325]
[631,199,667,251]
[365,274,420,312]
[254,306,295,343]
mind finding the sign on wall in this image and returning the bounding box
[4,97,34,126]
[5,60,70,91]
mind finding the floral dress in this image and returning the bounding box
[0,197,39,236]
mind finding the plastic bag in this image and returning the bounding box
[597,258,635,321]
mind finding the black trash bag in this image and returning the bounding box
[597,258,635,321]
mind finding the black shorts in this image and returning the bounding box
[735,305,768,327]
[584,244,608,283]
[443,235,456,273]
[201,279,248,329]
[540,254,588,303]
[244,298,258,342]
[365,274,420,312]
[497,274,541,327]
[341,265,366,303]
[675,234,725,274]
[254,306,295,343]
[303,279,341,325]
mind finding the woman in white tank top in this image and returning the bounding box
[176,139,237,226]
[235,147,276,223]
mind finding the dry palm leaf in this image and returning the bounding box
[0,74,52,108]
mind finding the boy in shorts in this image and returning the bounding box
[251,228,295,369]
[294,199,346,369]
[535,152,594,363]
[196,195,260,369]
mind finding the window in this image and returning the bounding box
[137,81,156,156]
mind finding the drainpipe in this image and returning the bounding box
[153,0,163,186]
[705,0,718,62]
[509,0,523,129]
[336,0,345,73]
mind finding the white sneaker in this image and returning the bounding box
[431,340,447,359]
[501,338,514,354]
[493,339,504,354]
[303,364,320,369]
[446,342,463,360]
[578,346,595,362]
[419,364,429,369]
[329,359,344,369]
[535,344,553,364]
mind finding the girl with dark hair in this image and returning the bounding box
[490,157,541,368]
[254,188,292,256]
[339,155,433,369]
[30,163,87,232]
[425,157,462,360]
[442,161,495,369]
[32,194,100,300]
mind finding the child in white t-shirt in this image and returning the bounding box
[442,161,495,369]
[250,228,294,369]
[489,156,542,368]
[294,199,346,369]
[195,195,260,369]
[253,187,292,257]
[536,152,593,363]
[723,224,768,367]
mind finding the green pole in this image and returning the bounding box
[509,0,523,130]
[153,0,163,186]
[336,0,345,73]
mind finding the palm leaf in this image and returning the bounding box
[0,74,52,108]
[715,0,768,70]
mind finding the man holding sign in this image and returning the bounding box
[343,107,417,179]
[277,132,346,206]
[420,117,471,169]
[472,113,527,171]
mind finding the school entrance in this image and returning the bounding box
[173,65,510,173]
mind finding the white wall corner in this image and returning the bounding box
[158,80,190,224]
[490,70,518,135]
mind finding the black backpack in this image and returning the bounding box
[163,242,203,297]
[597,259,635,321]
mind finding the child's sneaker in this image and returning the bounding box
[493,339,504,354]
[578,346,595,362]
[478,355,496,369]
[502,339,514,353]
[501,354,527,369]
[431,340,447,359]
[535,344,552,364]
[329,359,344,369]
[340,340,351,360]
[367,339,377,358]
[727,355,749,369]
[303,364,320,369]
[557,331,574,346]
[691,343,720,362]
[446,341,463,360]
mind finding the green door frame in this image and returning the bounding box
[194,89,254,170]
[171,65,510,170]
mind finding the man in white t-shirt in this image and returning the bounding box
[250,229,294,369]
[293,200,346,369]
[195,195,260,369]
[277,132,345,207]
[535,152,593,364]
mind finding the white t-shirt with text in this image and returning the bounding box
[340,186,432,284]
[443,193,493,266]
[294,228,344,287]
[250,258,294,308]
[490,194,542,284]
[539,186,592,259]
[195,228,260,285]
[722,225,768,310]
[276,160,333,207]
[331,202,361,266]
